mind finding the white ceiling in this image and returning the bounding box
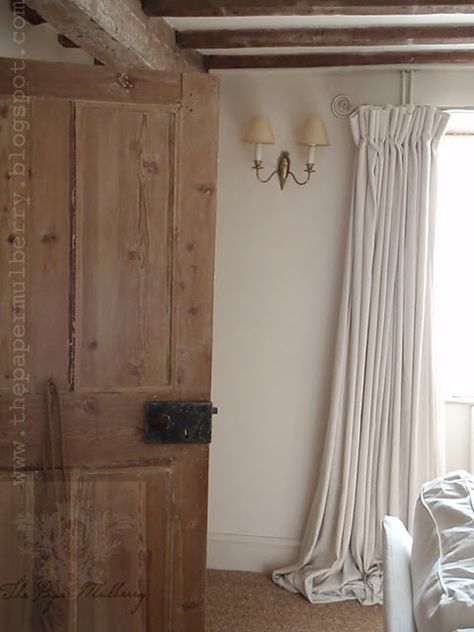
[166,14,474,32]
[197,44,474,56]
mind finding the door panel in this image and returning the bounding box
[0,58,218,631]
[75,103,177,392]
[70,468,165,632]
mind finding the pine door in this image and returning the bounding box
[0,58,218,632]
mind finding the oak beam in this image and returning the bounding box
[58,34,79,48]
[143,1,474,17]
[179,25,474,49]
[26,0,203,72]
[10,0,45,24]
[206,50,474,68]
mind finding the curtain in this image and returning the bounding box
[273,105,449,605]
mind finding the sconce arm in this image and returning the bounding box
[253,161,278,184]
[252,157,315,189]
[288,164,315,186]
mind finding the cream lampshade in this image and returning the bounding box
[243,116,276,144]
[243,116,275,162]
[297,117,330,147]
[297,117,330,165]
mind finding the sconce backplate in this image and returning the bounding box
[278,151,291,190]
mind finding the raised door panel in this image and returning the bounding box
[69,468,161,632]
[74,103,177,393]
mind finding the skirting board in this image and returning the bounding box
[207,532,301,573]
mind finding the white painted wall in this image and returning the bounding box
[0,0,92,64]
[209,66,474,572]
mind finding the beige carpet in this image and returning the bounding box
[206,570,383,632]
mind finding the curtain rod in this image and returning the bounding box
[397,70,474,113]
[440,106,474,112]
[332,69,474,118]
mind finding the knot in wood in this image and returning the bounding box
[40,232,57,243]
[82,399,97,414]
[116,73,134,91]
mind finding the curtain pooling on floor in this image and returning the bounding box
[273,105,449,605]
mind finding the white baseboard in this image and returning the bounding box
[207,532,300,574]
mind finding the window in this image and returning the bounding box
[436,112,474,400]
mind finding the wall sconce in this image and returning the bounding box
[242,116,329,190]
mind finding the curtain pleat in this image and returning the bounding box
[273,105,449,605]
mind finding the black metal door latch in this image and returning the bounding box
[144,401,217,444]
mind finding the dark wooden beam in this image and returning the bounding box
[144,1,474,17]
[10,0,45,24]
[206,50,474,68]
[26,0,203,72]
[58,34,79,48]
[178,25,474,49]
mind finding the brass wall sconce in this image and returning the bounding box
[243,116,329,190]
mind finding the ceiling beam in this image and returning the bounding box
[206,50,474,68]
[57,34,79,48]
[143,1,474,17]
[10,1,45,24]
[26,0,203,72]
[178,25,474,49]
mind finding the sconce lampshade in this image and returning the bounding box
[297,117,330,147]
[243,116,276,144]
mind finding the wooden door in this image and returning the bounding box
[0,58,218,631]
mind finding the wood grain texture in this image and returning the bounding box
[0,98,15,395]
[0,465,204,632]
[58,33,80,48]
[75,102,176,392]
[0,58,182,106]
[178,24,474,48]
[67,457,209,632]
[10,0,46,24]
[206,49,474,68]
[0,62,219,632]
[26,0,203,72]
[0,98,71,395]
[143,0,474,16]
[0,396,210,630]
[70,469,150,631]
[174,74,219,400]
[29,99,71,392]
[172,443,209,631]
[0,393,208,468]
[0,472,35,630]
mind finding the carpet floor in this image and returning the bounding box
[206,570,383,632]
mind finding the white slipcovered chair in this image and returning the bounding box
[383,471,474,632]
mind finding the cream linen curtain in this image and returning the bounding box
[273,105,449,605]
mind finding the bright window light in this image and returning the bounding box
[436,112,474,400]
